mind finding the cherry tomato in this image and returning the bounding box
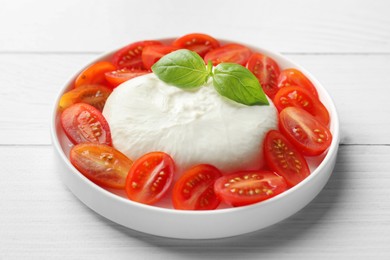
[279,107,332,156]
[214,171,287,207]
[204,44,252,66]
[61,103,112,145]
[59,85,112,111]
[246,53,281,99]
[277,68,318,98]
[172,164,222,210]
[74,61,116,88]
[70,143,133,189]
[172,33,220,57]
[112,40,162,69]
[273,86,330,125]
[264,130,310,187]
[142,45,179,70]
[126,152,175,205]
[105,68,150,88]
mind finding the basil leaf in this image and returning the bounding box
[151,49,210,89]
[213,63,269,106]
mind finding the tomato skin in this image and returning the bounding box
[70,143,133,189]
[172,164,222,210]
[172,33,220,57]
[277,68,318,98]
[214,171,288,207]
[279,107,332,156]
[61,103,112,145]
[264,130,310,187]
[126,152,175,205]
[246,53,281,99]
[105,68,150,88]
[59,84,112,111]
[204,44,252,66]
[142,45,179,70]
[74,61,116,88]
[112,40,162,69]
[273,86,330,125]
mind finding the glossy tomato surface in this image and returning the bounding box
[126,152,175,205]
[172,33,220,57]
[70,143,133,189]
[142,45,179,70]
[172,164,222,210]
[61,103,111,145]
[204,43,252,66]
[279,107,332,156]
[277,68,318,98]
[105,68,150,88]
[74,61,116,88]
[214,171,288,207]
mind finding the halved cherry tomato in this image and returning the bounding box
[112,40,162,69]
[204,44,252,66]
[59,85,112,111]
[273,86,330,125]
[126,152,175,205]
[70,143,132,189]
[142,45,179,70]
[264,130,310,187]
[246,53,281,99]
[279,107,332,156]
[61,103,112,145]
[214,171,287,207]
[277,68,318,98]
[105,68,150,88]
[74,61,116,88]
[172,33,220,57]
[172,164,222,210]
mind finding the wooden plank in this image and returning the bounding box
[0,145,389,258]
[0,53,388,145]
[0,0,389,53]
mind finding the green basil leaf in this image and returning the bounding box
[213,63,269,106]
[151,49,210,89]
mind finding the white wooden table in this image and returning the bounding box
[1,0,390,258]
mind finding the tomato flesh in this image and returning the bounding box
[74,61,116,88]
[279,107,332,156]
[274,86,330,125]
[112,40,162,69]
[173,33,220,57]
[126,152,175,205]
[204,44,252,66]
[70,143,132,189]
[214,171,287,207]
[277,68,318,98]
[59,84,112,111]
[172,164,222,210]
[61,103,112,145]
[105,68,150,88]
[142,45,179,70]
[264,130,310,187]
[246,53,281,99]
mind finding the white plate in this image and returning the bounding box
[51,38,340,239]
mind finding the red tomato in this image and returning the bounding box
[204,44,252,66]
[279,107,332,156]
[105,68,150,88]
[61,103,112,145]
[172,33,220,57]
[59,84,112,111]
[172,164,222,210]
[264,130,310,187]
[142,45,179,70]
[112,40,162,69]
[214,171,288,207]
[74,61,116,88]
[126,152,175,205]
[70,143,133,189]
[246,53,281,99]
[277,68,318,98]
[273,86,330,125]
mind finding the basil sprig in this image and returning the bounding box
[151,49,268,106]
